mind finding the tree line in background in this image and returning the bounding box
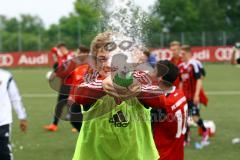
[0,0,240,52]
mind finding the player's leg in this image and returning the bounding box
[53,93,69,125]
[184,125,191,146]
[190,101,209,145]
[44,85,70,131]
[0,125,13,160]
[185,101,194,146]
[69,102,83,132]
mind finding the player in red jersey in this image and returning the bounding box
[170,41,182,66]
[169,41,182,88]
[138,60,188,160]
[44,43,76,132]
[67,46,91,132]
[179,45,209,146]
[194,59,208,106]
[51,43,75,67]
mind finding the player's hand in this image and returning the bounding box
[103,75,141,100]
[20,120,27,133]
[193,95,200,105]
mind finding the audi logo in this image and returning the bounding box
[215,48,234,61]
[0,54,14,66]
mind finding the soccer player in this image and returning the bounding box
[72,31,159,160]
[138,60,188,160]
[231,42,240,65]
[44,43,74,132]
[169,41,182,88]
[170,41,182,66]
[0,68,27,160]
[67,45,91,132]
[193,59,208,107]
[179,45,209,146]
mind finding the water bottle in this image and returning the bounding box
[113,65,133,87]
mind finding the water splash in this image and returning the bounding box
[105,0,148,44]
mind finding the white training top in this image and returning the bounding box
[0,69,27,126]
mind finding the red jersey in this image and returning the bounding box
[71,64,89,86]
[173,76,181,89]
[54,53,93,87]
[51,48,75,66]
[68,64,90,102]
[139,87,188,160]
[179,60,201,101]
[170,56,182,66]
[71,71,106,105]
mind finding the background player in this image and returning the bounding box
[179,45,209,146]
[139,60,188,160]
[44,43,74,132]
[65,45,90,132]
[170,41,182,66]
[231,42,240,65]
[193,58,209,107]
[169,41,182,89]
[0,68,27,160]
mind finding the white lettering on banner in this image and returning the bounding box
[193,50,210,60]
[151,47,237,62]
[152,49,172,61]
[215,48,233,61]
[0,54,14,66]
[160,49,172,60]
[18,54,48,65]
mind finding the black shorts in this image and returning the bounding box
[188,101,200,116]
[0,124,13,160]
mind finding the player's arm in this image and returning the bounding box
[7,77,27,132]
[193,63,202,105]
[74,72,106,106]
[200,68,206,79]
[74,86,105,106]
[51,47,58,63]
[55,59,76,78]
[102,75,141,101]
[198,62,206,78]
[194,78,202,105]
[138,91,166,109]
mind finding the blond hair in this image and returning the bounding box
[170,41,181,47]
[90,31,115,56]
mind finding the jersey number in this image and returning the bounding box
[175,104,188,138]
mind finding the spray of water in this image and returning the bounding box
[105,0,148,44]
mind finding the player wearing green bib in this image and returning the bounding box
[73,95,158,160]
[72,32,159,160]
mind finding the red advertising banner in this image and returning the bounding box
[0,46,239,67]
[151,46,240,62]
[0,52,54,67]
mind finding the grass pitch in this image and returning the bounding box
[9,64,240,160]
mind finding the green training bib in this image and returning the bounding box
[72,95,159,160]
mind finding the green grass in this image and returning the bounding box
[9,64,240,160]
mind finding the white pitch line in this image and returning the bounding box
[21,91,240,98]
[22,93,57,98]
[206,91,240,95]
